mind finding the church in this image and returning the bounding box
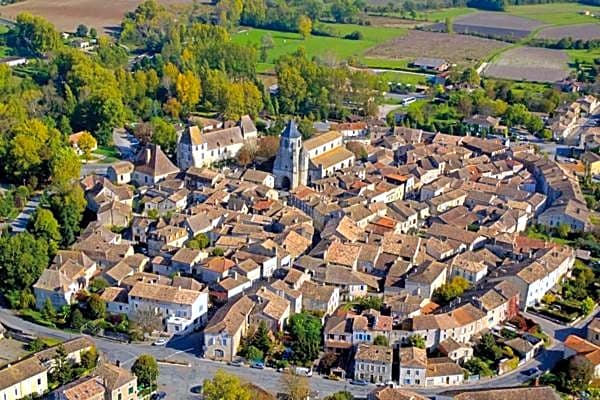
[273,120,356,189]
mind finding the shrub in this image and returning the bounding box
[344,31,363,40]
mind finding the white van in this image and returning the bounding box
[295,367,313,377]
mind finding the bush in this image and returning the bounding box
[344,31,363,40]
[27,338,47,352]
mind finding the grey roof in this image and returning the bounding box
[282,120,301,139]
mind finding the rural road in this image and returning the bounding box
[10,194,41,234]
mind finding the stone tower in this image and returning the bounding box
[273,120,308,190]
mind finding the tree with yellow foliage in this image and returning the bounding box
[298,15,312,39]
[176,70,202,112]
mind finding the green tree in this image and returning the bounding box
[150,117,177,157]
[13,13,61,55]
[324,392,352,400]
[557,223,570,239]
[27,338,47,352]
[445,16,454,34]
[407,334,426,349]
[288,312,322,363]
[49,186,86,247]
[461,68,480,86]
[373,335,389,346]
[87,294,106,320]
[245,345,264,362]
[50,345,74,385]
[251,320,273,356]
[203,369,251,400]
[433,276,471,304]
[77,131,97,161]
[582,297,595,315]
[41,298,56,321]
[30,208,61,244]
[478,333,503,362]
[89,277,109,293]
[212,247,225,256]
[76,24,89,37]
[19,288,36,309]
[464,356,494,377]
[70,308,85,329]
[80,347,99,370]
[187,233,210,249]
[131,354,159,388]
[0,232,49,291]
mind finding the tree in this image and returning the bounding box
[80,347,99,370]
[89,27,97,39]
[256,136,279,159]
[131,354,159,388]
[237,144,255,167]
[280,370,310,400]
[186,233,210,250]
[27,338,47,352]
[407,334,426,349]
[77,131,97,161]
[30,208,61,244]
[298,16,312,39]
[566,355,593,393]
[445,17,454,34]
[130,308,163,335]
[87,294,106,320]
[70,308,85,329]
[50,345,74,386]
[245,345,264,362]
[557,223,570,239]
[287,312,322,363]
[212,247,225,257]
[203,369,251,400]
[373,335,389,346]
[250,320,273,357]
[176,70,202,112]
[319,351,338,374]
[464,356,494,377]
[478,333,503,362]
[19,288,36,310]
[259,34,274,62]
[150,117,177,157]
[13,13,61,55]
[346,141,367,161]
[51,147,81,191]
[582,297,595,315]
[357,296,383,311]
[461,68,480,87]
[89,277,109,293]
[324,392,352,400]
[76,24,89,37]
[433,276,471,304]
[48,186,86,247]
[0,232,49,292]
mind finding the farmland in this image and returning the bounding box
[445,12,543,40]
[0,0,196,32]
[507,3,600,26]
[483,46,570,83]
[233,24,406,67]
[537,24,600,41]
[364,30,508,68]
[422,7,477,22]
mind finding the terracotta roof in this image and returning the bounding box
[129,282,203,305]
[426,358,463,377]
[453,387,560,400]
[63,377,105,400]
[399,346,427,368]
[204,257,235,273]
[0,356,46,391]
[355,344,392,364]
[134,144,179,178]
[370,387,428,400]
[311,146,355,169]
[96,362,136,391]
[325,241,361,268]
[204,295,255,335]
[303,130,342,152]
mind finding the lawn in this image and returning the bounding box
[567,48,600,65]
[507,3,600,26]
[378,71,429,85]
[93,146,120,163]
[423,7,477,22]
[232,23,406,66]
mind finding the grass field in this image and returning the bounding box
[378,71,429,85]
[567,49,600,65]
[233,23,406,66]
[423,7,477,22]
[507,3,600,25]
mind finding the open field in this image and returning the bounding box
[422,7,477,22]
[0,0,197,32]
[537,23,600,41]
[364,30,508,68]
[448,11,543,40]
[567,49,600,64]
[483,46,570,82]
[233,24,406,66]
[507,3,600,26]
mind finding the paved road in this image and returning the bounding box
[10,195,40,233]
[3,306,598,398]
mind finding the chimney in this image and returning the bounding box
[116,360,121,367]
[145,147,152,162]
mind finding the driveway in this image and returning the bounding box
[113,127,138,160]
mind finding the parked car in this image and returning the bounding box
[228,360,243,367]
[350,379,368,386]
[153,338,168,346]
[151,392,167,400]
[522,368,538,376]
[251,362,265,369]
[295,366,313,377]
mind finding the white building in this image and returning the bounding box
[128,282,208,335]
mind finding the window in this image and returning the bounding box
[129,386,134,394]
[118,394,122,400]
[38,378,42,385]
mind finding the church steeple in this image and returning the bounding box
[281,119,302,139]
